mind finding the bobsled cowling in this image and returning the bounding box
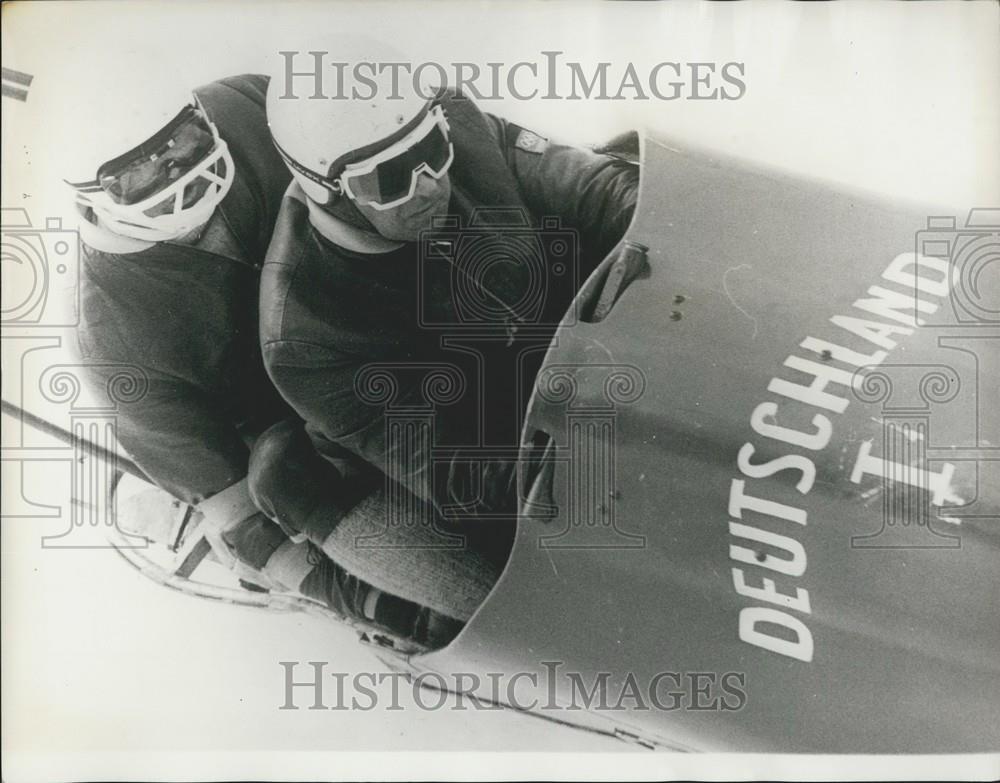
[384,133,1000,752]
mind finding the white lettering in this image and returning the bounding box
[829,314,913,351]
[882,252,951,298]
[737,443,816,494]
[729,521,807,576]
[850,439,958,507]
[739,607,814,662]
[854,285,937,327]
[729,479,807,525]
[732,568,811,613]
[768,356,856,413]
[750,402,832,450]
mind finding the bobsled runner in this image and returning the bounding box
[372,133,1000,752]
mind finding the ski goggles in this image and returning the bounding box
[86,104,220,204]
[67,101,234,242]
[337,104,454,210]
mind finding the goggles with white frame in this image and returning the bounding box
[274,103,454,212]
[337,104,454,210]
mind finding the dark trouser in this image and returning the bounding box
[248,420,503,623]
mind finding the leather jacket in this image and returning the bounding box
[74,76,419,636]
[260,91,639,523]
[76,74,292,504]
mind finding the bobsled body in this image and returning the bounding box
[388,134,1000,752]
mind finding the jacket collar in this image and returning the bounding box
[286,183,403,255]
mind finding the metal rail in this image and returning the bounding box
[1,397,151,482]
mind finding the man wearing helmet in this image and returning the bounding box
[257,42,639,577]
[64,73,290,510]
[65,72,464,648]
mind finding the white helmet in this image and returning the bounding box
[266,38,439,207]
[57,72,235,242]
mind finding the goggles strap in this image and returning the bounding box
[328,100,434,179]
[271,137,342,197]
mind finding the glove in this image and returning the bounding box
[248,418,365,543]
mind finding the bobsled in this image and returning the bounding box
[368,133,1000,752]
[35,130,997,753]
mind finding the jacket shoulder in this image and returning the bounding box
[195,74,269,110]
[439,88,499,141]
[195,75,290,261]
